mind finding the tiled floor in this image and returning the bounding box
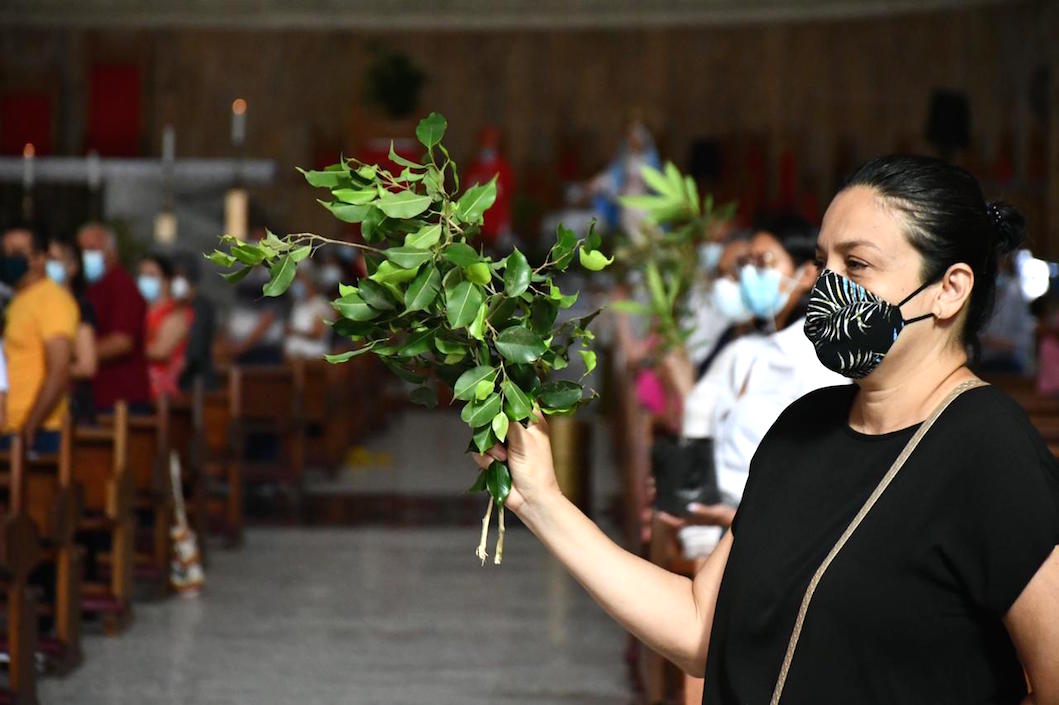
[41,407,634,704]
[41,527,632,705]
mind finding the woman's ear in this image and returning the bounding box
[934,263,975,321]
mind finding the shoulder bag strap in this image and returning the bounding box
[768,378,989,705]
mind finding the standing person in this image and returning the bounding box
[174,252,217,392]
[47,236,99,423]
[284,264,334,360]
[77,223,151,413]
[474,155,1058,703]
[1,225,78,453]
[138,253,192,402]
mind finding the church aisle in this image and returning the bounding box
[41,527,632,705]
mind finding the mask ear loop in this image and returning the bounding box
[897,277,939,324]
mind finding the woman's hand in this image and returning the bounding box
[472,415,561,515]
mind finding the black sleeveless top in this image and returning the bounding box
[704,384,1059,705]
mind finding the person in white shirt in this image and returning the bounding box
[284,263,335,360]
[664,216,849,553]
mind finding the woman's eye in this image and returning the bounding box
[846,258,868,272]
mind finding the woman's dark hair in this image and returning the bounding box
[843,154,1026,356]
[141,252,175,280]
[46,234,88,296]
[752,212,818,267]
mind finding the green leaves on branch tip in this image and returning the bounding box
[384,247,433,269]
[461,393,502,428]
[443,243,481,268]
[263,255,297,297]
[404,265,441,311]
[377,191,432,219]
[501,380,533,421]
[416,112,447,149]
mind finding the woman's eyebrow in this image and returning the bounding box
[834,238,882,254]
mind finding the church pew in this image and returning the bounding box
[0,435,44,705]
[72,403,134,635]
[229,365,306,523]
[0,417,82,674]
[293,358,352,473]
[201,370,242,546]
[167,382,209,566]
[96,401,171,596]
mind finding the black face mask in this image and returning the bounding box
[803,268,936,379]
[0,254,30,287]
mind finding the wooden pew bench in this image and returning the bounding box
[0,419,82,674]
[72,404,134,635]
[0,435,44,704]
[96,401,170,597]
[201,371,242,546]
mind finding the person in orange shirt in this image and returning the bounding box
[0,225,79,454]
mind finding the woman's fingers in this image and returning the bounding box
[471,453,492,470]
[487,445,507,462]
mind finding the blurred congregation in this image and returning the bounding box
[0,1,1058,704]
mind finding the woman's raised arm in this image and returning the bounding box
[475,418,733,676]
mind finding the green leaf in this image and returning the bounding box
[465,262,492,285]
[471,425,498,455]
[445,281,485,329]
[491,413,509,443]
[474,379,494,401]
[405,223,442,249]
[370,261,420,286]
[384,247,433,269]
[231,243,265,266]
[578,248,614,271]
[495,326,547,364]
[221,266,253,284]
[389,140,424,169]
[319,199,374,224]
[642,164,677,199]
[486,460,512,506]
[443,243,481,268]
[468,469,488,493]
[355,164,378,180]
[453,365,496,401]
[324,346,374,364]
[539,381,583,409]
[503,248,531,297]
[205,250,236,268]
[361,207,387,241]
[376,191,432,219]
[502,380,534,421]
[433,336,467,356]
[404,265,441,311]
[332,292,380,321]
[467,302,487,341]
[357,279,397,311]
[263,255,297,297]
[410,386,438,408]
[398,328,434,357]
[455,177,497,224]
[415,112,447,149]
[530,299,559,335]
[332,188,377,205]
[289,245,311,263]
[579,349,597,375]
[299,167,352,189]
[461,393,502,428]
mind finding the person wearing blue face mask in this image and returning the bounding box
[138,253,192,402]
[77,222,151,413]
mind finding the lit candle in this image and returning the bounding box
[162,125,175,164]
[22,143,35,191]
[87,150,101,190]
[231,98,247,147]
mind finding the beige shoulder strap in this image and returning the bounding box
[768,378,988,705]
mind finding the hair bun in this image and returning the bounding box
[986,200,1026,256]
